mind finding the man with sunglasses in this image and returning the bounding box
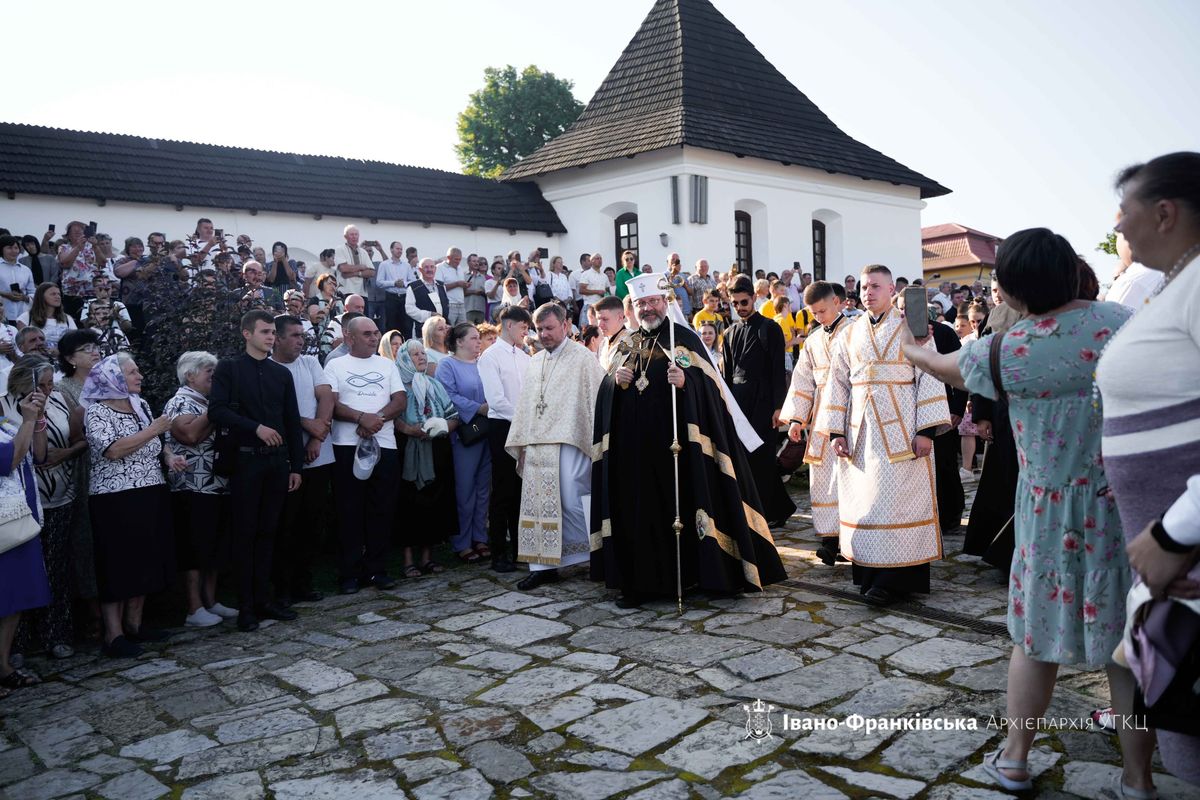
[722,277,796,528]
[613,250,638,300]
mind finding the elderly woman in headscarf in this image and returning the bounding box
[83,353,185,658]
[394,338,459,577]
[0,359,48,698]
[1,357,85,660]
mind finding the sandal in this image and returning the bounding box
[982,747,1032,791]
[472,544,492,559]
[420,560,445,575]
[457,550,482,564]
[403,564,423,579]
[0,669,41,690]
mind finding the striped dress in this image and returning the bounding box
[1096,254,1200,784]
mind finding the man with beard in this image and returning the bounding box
[781,280,851,565]
[722,277,796,527]
[591,273,786,608]
[818,265,951,606]
[506,303,605,590]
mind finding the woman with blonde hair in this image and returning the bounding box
[421,315,450,376]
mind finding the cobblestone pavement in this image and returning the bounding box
[1,479,1195,800]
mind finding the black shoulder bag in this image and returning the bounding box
[211,364,240,477]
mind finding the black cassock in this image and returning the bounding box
[930,322,967,534]
[590,321,786,600]
[721,312,797,525]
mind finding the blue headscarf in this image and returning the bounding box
[395,340,458,489]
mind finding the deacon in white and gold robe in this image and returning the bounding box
[780,311,851,561]
[817,306,952,600]
[506,331,606,583]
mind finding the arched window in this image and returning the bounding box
[812,220,827,281]
[735,211,753,272]
[614,213,638,265]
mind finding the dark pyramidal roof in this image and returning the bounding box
[502,0,949,198]
[0,122,566,233]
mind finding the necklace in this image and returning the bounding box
[536,346,561,417]
[1155,241,1200,296]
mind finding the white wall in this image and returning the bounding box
[534,146,927,282]
[0,194,563,269]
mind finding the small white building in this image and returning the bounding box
[504,0,949,282]
[0,0,945,283]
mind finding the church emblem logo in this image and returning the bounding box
[695,509,711,541]
[742,698,776,740]
[344,371,385,389]
[673,347,692,369]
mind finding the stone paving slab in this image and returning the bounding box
[1,480,1187,799]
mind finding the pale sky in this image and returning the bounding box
[8,0,1199,280]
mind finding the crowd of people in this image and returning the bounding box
[0,152,1196,795]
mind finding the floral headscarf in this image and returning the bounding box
[395,340,458,489]
[81,354,151,425]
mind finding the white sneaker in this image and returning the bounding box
[207,603,239,620]
[186,608,223,627]
[959,468,974,482]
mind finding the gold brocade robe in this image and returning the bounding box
[816,309,951,567]
[780,315,851,537]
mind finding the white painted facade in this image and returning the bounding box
[0,193,563,271]
[533,146,927,282]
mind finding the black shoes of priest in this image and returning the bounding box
[863,587,901,607]
[492,557,518,574]
[615,594,643,609]
[257,602,299,622]
[517,569,560,591]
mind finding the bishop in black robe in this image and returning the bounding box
[590,319,786,605]
[721,310,797,526]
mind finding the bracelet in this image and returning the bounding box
[1150,518,1192,554]
[34,418,48,432]
[356,411,364,424]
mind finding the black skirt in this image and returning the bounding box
[396,435,458,547]
[90,484,175,603]
[172,491,230,572]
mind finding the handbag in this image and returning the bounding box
[533,281,554,308]
[211,365,240,478]
[0,473,42,556]
[983,331,1016,562]
[457,414,491,447]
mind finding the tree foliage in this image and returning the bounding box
[456,65,583,178]
[1095,231,1118,256]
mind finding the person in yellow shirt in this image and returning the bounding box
[760,279,789,319]
[772,296,799,372]
[691,289,726,337]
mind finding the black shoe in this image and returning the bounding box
[237,612,260,632]
[615,594,643,609]
[293,589,324,603]
[863,587,900,607]
[339,578,361,595]
[517,569,560,591]
[815,544,838,567]
[102,635,142,659]
[491,558,517,574]
[256,602,298,622]
[124,626,170,643]
[767,517,791,529]
[371,574,397,590]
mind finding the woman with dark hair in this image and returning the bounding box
[266,241,298,293]
[1077,257,1101,301]
[898,227,1151,795]
[311,273,344,319]
[1099,150,1200,787]
[3,357,82,660]
[18,283,77,356]
[436,322,491,563]
[55,331,101,636]
[19,234,60,287]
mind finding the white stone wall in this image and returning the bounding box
[0,194,563,271]
[533,146,927,282]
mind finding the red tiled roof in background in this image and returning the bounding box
[921,223,1001,271]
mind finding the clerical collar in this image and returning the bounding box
[823,314,845,335]
[869,310,888,326]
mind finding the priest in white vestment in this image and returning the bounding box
[781,280,852,566]
[817,265,952,606]
[506,302,606,590]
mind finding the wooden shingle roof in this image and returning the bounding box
[503,0,950,199]
[0,122,566,233]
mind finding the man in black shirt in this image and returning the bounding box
[209,309,305,631]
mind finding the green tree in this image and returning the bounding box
[456,65,583,178]
[1095,230,1117,256]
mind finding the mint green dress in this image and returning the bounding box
[958,302,1132,667]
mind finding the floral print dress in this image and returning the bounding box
[958,302,1133,667]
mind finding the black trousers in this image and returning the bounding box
[487,420,521,560]
[230,451,290,611]
[933,430,965,534]
[274,463,331,597]
[333,445,399,581]
[384,294,410,340]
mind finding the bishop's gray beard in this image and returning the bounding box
[638,315,665,334]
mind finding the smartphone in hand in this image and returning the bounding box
[903,287,930,338]
[84,221,97,237]
[48,223,56,233]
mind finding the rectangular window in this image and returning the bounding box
[735,211,753,272]
[812,220,827,281]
